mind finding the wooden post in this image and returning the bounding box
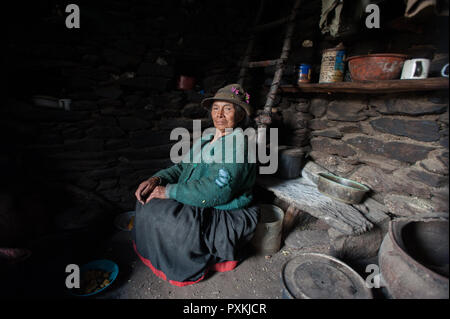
[238,0,266,86]
[282,203,302,241]
[263,0,302,117]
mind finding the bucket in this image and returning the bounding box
[319,46,346,83]
[276,148,305,179]
[251,204,284,255]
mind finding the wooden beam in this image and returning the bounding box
[247,59,281,68]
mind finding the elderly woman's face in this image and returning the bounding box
[211,101,241,131]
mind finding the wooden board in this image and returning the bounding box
[256,175,373,235]
[279,77,449,94]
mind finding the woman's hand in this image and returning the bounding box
[135,177,160,204]
[147,186,167,202]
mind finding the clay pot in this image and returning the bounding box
[378,217,449,299]
[347,54,408,81]
[177,75,196,90]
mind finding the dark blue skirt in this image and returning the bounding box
[132,198,259,286]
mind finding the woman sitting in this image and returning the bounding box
[132,84,260,287]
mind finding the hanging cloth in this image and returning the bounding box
[405,0,449,18]
[319,0,344,37]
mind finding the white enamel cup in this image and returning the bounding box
[441,63,449,78]
[401,58,430,79]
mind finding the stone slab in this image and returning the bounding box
[370,118,440,142]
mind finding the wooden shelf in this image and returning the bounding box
[279,77,449,94]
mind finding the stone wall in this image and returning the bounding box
[1,0,260,243]
[279,92,449,217]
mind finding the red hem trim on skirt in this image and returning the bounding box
[132,240,238,287]
[211,260,238,272]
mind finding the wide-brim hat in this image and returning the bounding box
[201,83,253,116]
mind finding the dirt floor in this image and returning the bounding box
[97,233,294,299]
[0,213,384,299]
[100,215,385,299]
[89,217,331,299]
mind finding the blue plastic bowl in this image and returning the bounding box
[71,259,119,297]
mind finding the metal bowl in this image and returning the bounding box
[317,173,370,204]
[281,253,373,299]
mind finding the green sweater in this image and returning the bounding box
[152,128,257,210]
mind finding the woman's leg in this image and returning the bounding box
[132,198,213,285]
[203,204,260,265]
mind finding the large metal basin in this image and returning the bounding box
[317,172,370,204]
[281,253,373,299]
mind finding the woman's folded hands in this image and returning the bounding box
[135,176,163,204]
[147,185,167,202]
